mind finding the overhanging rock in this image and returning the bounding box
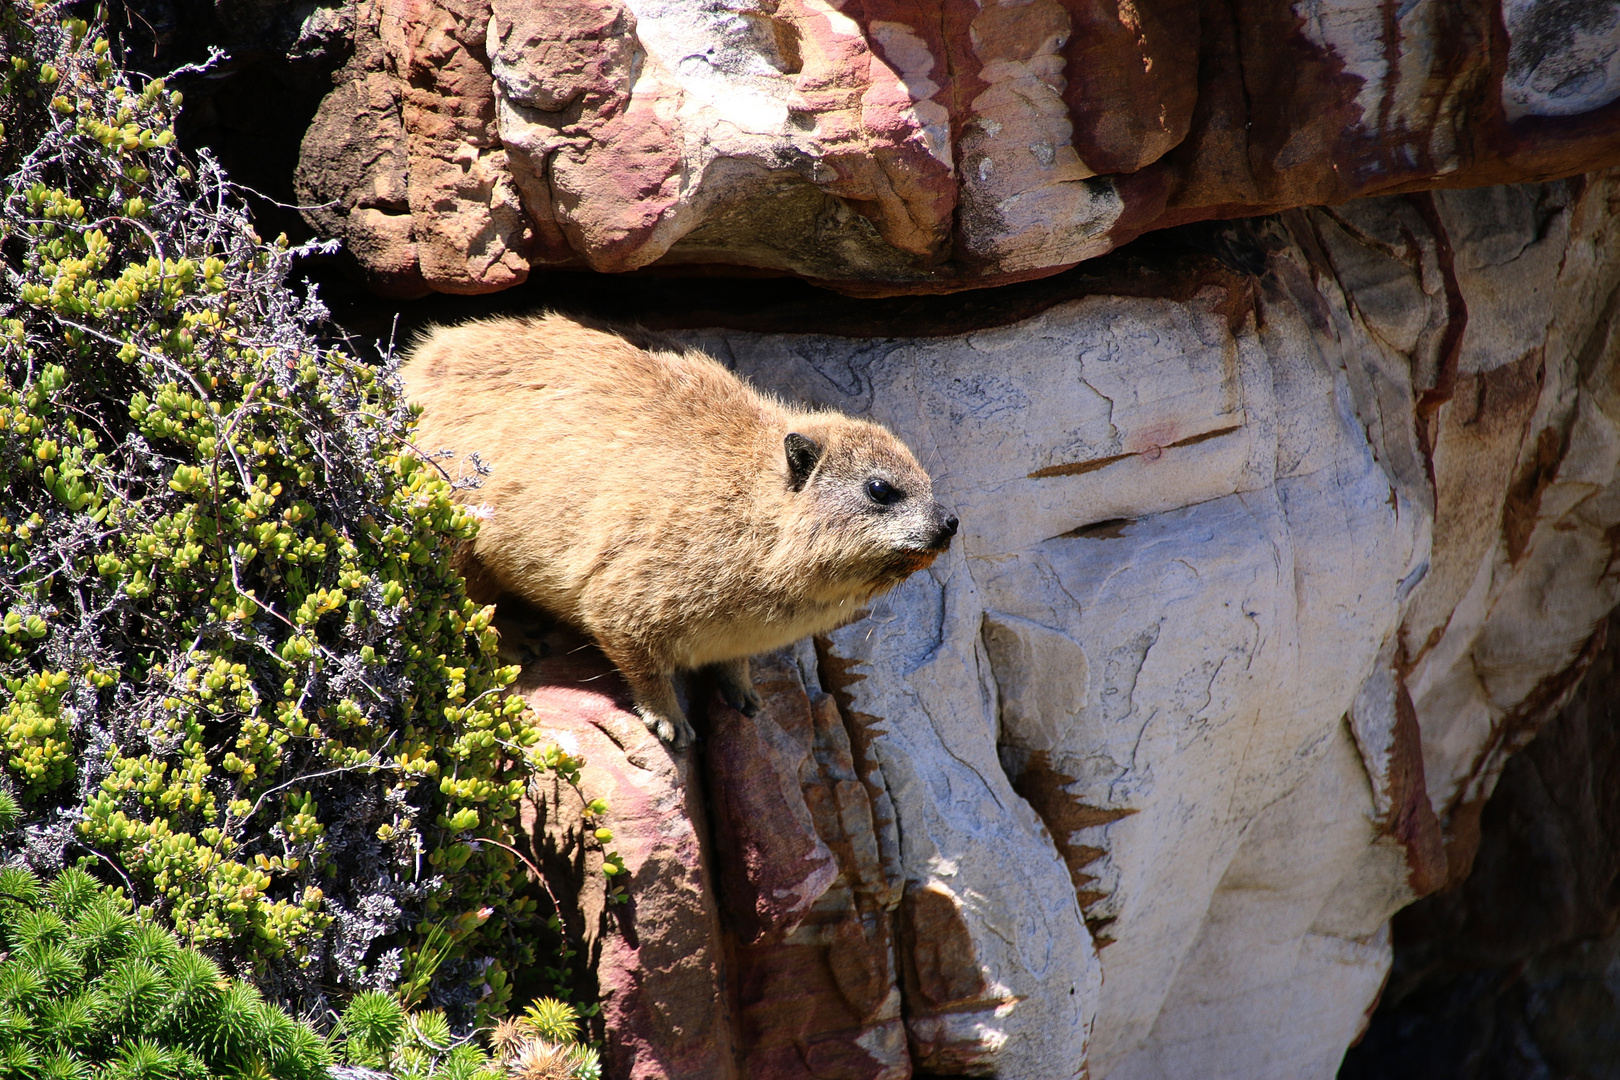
[296,0,1620,296]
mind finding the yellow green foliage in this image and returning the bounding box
[486,999,601,1080]
[0,6,540,1018]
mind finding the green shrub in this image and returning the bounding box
[0,6,541,1019]
[0,865,329,1078]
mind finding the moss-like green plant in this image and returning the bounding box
[338,996,607,1080]
[0,866,327,1078]
[339,990,407,1067]
[338,992,503,1080]
[518,998,581,1045]
[0,5,542,1018]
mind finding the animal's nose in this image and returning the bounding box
[942,515,959,536]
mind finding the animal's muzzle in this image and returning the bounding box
[929,510,959,550]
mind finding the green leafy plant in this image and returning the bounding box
[532,746,628,908]
[0,865,328,1078]
[522,744,626,1017]
[0,5,544,1019]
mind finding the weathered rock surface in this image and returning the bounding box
[518,624,986,1079]
[516,624,736,1080]
[704,648,918,1080]
[497,168,1620,1080]
[1341,609,1620,1080]
[297,0,534,297]
[719,172,1620,1079]
[296,0,1620,295]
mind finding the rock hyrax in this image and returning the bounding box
[400,314,957,749]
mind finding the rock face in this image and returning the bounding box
[507,169,1620,1080]
[1340,609,1620,1080]
[518,625,1001,1080]
[516,624,736,1080]
[294,0,1620,295]
[297,0,533,297]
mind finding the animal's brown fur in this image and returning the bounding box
[400,314,956,748]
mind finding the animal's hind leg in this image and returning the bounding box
[709,656,762,716]
[600,643,695,750]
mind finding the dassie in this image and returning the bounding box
[400,314,957,749]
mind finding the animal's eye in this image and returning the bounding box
[866,479,901,505]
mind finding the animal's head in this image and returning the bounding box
[782,417,956,594]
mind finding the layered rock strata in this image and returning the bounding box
[295,0,1620,295]
[516,624,735,1080]
[508,169,1620,1080]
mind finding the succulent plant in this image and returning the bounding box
[0,3,542,1020]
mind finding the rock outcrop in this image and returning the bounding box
[293,0,1620,295]
[499,169,1620,1079]
[517,622,737,1080]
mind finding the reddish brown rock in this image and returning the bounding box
[295,17,427,298]
[297,0,530,295]
[1061,0,1201,177]
[296,0,1620,295]
[519,633,910,1080]
[701,657,839,946]
[706,651,910,1080]
[486,0,683,271]
[516,625,737,1080]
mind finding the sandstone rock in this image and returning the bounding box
[518,628,920,1080]
[296,0,530,296]
[705,647,913,1080]
[296,0,1620,294]
[486,170,1620,1080]
[681,278,1424,1077]
[515,625,736,1080]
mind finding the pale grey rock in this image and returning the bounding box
[665,170,1620,1079]
[1503,0,1620,120]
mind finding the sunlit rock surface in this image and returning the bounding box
[504,171,1620,1080]
[295,0,1620,295]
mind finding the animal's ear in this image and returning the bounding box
[784,432,822,490]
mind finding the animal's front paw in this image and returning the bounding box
[712,658,763,717]
[637,703,696,750]
[721,681,763,717]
